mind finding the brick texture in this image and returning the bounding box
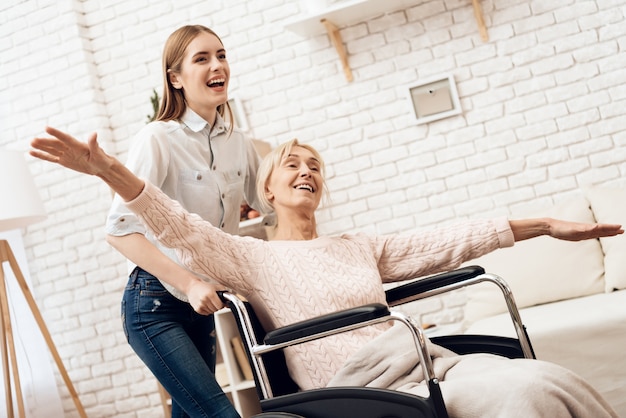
[2,0,626,416]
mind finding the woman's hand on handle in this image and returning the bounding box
[186,280,228,315]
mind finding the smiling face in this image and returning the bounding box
[168,31,230,123]
[263,143,324,216]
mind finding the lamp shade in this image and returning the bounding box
[0,149,47,232]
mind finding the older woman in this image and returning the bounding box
[31,127,621,417]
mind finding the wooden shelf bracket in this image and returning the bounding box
[285,0,490,82]
[321,18,354,82]
[472,0,489,42]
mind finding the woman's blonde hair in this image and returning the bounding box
[155,25,234,133]
[255,138,328,214]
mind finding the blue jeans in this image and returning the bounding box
[122,267,240,418]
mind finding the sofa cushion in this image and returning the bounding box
[463,196,605,323]
[584,187,626,291]
[464,290,626,416]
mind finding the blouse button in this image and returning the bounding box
[196,173,202,180]
[212,165,217,170]
[237,171,241,176]
[221,193,225,199]
[221,223,225,228]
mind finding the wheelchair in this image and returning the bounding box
[218,265,536,418]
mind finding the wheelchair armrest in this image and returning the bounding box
[385,265,485,305]
[264,303,389,345]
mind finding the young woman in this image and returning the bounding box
[30,130,622,418]
[104,25,261,417]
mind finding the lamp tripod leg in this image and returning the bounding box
[0,306,10,418]
[0,254,26,418]
[0,240,87,418]
[0,269,16,418]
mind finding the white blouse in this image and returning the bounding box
[105,108,261,300]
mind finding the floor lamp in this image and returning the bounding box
[0,150,86,418]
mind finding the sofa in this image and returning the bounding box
[461,187,626,416]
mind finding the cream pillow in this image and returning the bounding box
[464,197,605,323]
[584,187,626,292]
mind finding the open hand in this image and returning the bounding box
[548,218,623,241]
[30,126,113,176]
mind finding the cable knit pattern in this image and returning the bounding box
[125,181,514,390]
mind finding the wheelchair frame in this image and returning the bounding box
[219,265,535,418]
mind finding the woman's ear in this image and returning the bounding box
[168,71,182,90]
[264,186,274,202]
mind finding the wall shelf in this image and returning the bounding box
[285,0,424,82]
[284,0,423,37]
[284,0,489,82]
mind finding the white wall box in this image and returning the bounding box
[406,74,462,125]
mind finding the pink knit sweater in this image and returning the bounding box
[126,181,515,390]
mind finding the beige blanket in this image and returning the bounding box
[328,323,618,418]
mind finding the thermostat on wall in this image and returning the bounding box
[406,74,461,125]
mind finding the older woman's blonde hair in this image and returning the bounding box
[255,138,328,215]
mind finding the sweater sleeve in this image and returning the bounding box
[364,216,514,283]
[124,181,262,293]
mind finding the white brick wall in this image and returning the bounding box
[2,0,626,416]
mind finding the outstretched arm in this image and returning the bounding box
[31,126,230,313]
[509,218,623,242]
[30,126,144,202]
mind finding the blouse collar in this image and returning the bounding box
[181,107,228,136]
